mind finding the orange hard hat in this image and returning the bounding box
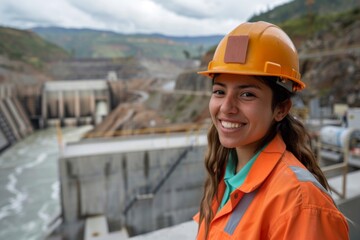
[198,21,305,92]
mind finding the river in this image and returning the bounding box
[0,126,91,240]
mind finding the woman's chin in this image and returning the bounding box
[219,138,239,149]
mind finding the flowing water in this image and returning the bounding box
[0,126,91,240]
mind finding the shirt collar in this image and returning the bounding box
[224,148,262,188]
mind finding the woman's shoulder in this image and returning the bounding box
[264,150,335,208]
[260,151,349,239]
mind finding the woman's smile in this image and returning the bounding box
[220,120,245,129]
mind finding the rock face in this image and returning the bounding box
[174,70,211,92]
[299,18,360,106]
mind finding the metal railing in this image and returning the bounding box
[317,141,349,199]
[83,122,210,139]
[315,126,360,200]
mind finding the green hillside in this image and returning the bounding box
[0,26,70,67]
[279,7,360,46]
[249,0,359,24]
[248,0,360,44]
[32,27,221,60]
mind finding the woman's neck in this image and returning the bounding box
[234,147,256,173]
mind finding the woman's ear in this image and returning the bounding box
[274,99,292,122]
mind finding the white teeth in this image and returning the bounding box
[221,121,242,129]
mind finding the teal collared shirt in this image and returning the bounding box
[219,148,263,209]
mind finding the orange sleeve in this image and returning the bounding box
[193,212,200,223]
[269,207,349,240]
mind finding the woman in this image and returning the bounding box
[194,21,349,239]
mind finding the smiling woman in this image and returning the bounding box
[193,21,349,240]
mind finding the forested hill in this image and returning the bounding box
[32,27,223,60]
[249,0,359,24]
[0,26,70,66]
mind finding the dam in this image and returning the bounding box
[58,128,208,239]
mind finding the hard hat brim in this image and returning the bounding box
[197,69,305,91]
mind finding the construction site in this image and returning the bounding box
[1,43,360,239]
[1,1,360,240]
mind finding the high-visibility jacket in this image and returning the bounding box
[194,134,349,240]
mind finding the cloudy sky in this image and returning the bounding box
[0,0,292,36]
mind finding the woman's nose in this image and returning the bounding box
[220,94,238,114]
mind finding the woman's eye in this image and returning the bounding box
[212,89,225,95]
[240,92,255,98]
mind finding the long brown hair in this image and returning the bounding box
[198,76,329,239]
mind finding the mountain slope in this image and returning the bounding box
[32,27,222,60]
[249,0,359,24]
[0,26,70,67]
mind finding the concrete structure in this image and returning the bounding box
[58,132,207,239]
[41,80,111,128]
[57,126,360,240]
[0,84,33,152]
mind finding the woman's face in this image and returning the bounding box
[209,74,284,152]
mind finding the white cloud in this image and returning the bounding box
[152,0,216,19]
[0,0,101,28]
[0,0,293,36]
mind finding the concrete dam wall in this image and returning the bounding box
[0,84,33,152]
[59,133,207,239]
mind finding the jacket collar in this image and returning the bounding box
[239,134,286,192]
[211,134,286,220]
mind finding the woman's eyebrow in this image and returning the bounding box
[213,82,261,90]
[237,84,262,90]
[212,82,225,87]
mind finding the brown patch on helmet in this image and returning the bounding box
[224,35,249,64]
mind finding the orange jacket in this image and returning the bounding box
[195,134,349,240]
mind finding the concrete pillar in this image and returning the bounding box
[12,98,33,135]
[0,100,21,140]
[90,91,95,125]
[42,91,47,128]
[5,98,27,138]
[75,90,80,124]
[58,91,64,124]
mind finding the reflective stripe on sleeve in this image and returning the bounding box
[224,189,259,235]
[289,166,330,196]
